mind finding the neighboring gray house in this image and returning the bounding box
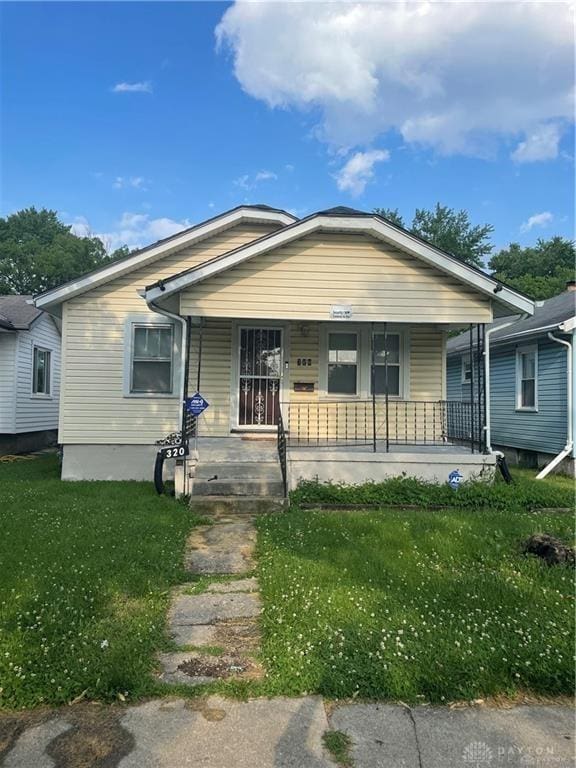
[0,295,61,454]
[447,286,575,475]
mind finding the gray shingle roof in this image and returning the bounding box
[447,290,576,355]
[0,295,43,330]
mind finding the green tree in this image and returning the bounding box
[0,208,127,295]
[488,237,575,300]
[411,204,493,268]
[373,203,493,267]
[374,207,405,228]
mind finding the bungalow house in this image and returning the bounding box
[35,205,534,498]
[447,286,575,477]
[0,295,61,454]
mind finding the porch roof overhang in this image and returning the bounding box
[33,205,297,316]
[144,212,535,318]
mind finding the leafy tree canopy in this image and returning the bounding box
[488,237,575,300]
[374,203,493,268]
[373,207,405,228]
[0,208,128,295]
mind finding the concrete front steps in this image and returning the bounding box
[190,459,287,515]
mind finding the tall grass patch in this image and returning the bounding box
[257,506,574,702]
[0,456,197,709]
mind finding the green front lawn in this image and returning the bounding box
[0,455,197,710]
[258,492,574,702]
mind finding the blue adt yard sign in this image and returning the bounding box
[186,392,210,416]
[448,469,464,490]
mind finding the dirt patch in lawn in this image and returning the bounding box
[178,653,263,681]
[213,619,261,655]
[46,704,134,768]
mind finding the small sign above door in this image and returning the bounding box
[330,304,353,320]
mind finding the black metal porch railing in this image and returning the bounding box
[277,411,288,497]
[281,400,483,452]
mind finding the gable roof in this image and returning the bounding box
[0,295,43,330]
[34,205,296,314]
[145,209,535,316]
[447,289,576,354]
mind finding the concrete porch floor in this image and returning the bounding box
[194,436,480,459]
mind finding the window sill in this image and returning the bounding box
[30,394,53,400]
[124,392,179,399]
[515,407,538,413]
[318,394,405,401]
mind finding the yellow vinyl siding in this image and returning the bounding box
[59,224,277,444]
[180,233,492,323]
[188,318,233,435]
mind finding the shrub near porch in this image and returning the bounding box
[257,493,574,702]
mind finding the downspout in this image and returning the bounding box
[147,298,188,434]
[535,331,573,479]
[147,294,189,495]
[484,315,528,455]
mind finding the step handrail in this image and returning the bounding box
[277,412,288,498]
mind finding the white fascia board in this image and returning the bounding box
[146,215,535,316]
[34,207,296,311]
[560,317,576,333]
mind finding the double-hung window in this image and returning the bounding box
[328,332,358,395]
[461,355,472,384]
[32,347,51,395]
[516,345,537,410]
[130,324,174,394]
[372,333,401,396]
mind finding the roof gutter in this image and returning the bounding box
[535,330,573,479]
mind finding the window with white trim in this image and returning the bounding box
[328,332,358,395]
[130,324,174,394]
[32,347,51,395]
[461,355,472,384]
[516,346,537,410]
[372,333,401,396]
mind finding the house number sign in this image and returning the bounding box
[330,304,353,320]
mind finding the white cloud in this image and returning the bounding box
[111,81,152,94]
[511,124,562,164]
[216,3,574,157]
[520,211,554,233]
[68,216,91,238]
[234,169,278,190]
[71,212,191,252]
[335,149,389,196]
[113,176,149,190]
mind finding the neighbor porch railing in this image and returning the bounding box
[281,399,483,453]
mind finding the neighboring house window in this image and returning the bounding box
[328,332,358,394]
[130,324,174,394]
[461,355,472,384]
[372,333,401,396]
[516,345,538,410]
[32,347,51,395]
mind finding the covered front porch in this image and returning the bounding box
[178,315,492,498]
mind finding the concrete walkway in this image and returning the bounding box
[1,699,573,767]
[158,512,263,686]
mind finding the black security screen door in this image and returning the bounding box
[239,327,282,426]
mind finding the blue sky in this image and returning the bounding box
[1,2,574,258]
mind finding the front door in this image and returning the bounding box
[238,327,283,427]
